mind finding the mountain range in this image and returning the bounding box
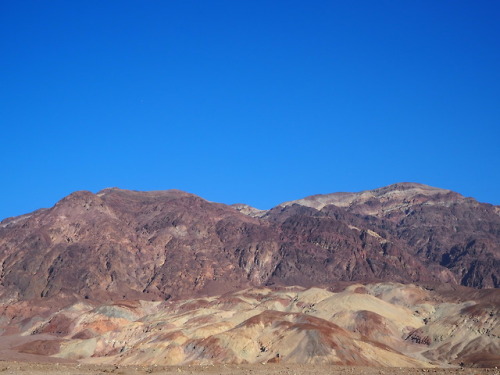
[0,182,498,367]
[0,182,498,304]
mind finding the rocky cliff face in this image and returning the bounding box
[279,183,500,288]
[0,183,498,304]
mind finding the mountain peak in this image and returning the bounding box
[278,182,463,213]
[96,187,192,198]
[377,182,445,191]
[371,182,453,196]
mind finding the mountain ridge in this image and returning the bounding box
[0,182,498,306]
[1,183,497,224]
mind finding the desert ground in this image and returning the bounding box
[0,362,498,375]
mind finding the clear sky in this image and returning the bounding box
[1,1,499,220]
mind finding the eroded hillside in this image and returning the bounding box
[1,283,498,367]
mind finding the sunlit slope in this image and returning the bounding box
[3,283,498,367]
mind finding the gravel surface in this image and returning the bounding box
[0,362,498,375]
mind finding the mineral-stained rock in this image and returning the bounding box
[1,283,499,367]
[0,183,498,304]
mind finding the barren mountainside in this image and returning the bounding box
[0,183,499,304]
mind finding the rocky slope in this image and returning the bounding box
[0,183,498,305]
[278,183,500,288]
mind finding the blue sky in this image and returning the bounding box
[1,1,499,220]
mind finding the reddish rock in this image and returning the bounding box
[0,183,498,305]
